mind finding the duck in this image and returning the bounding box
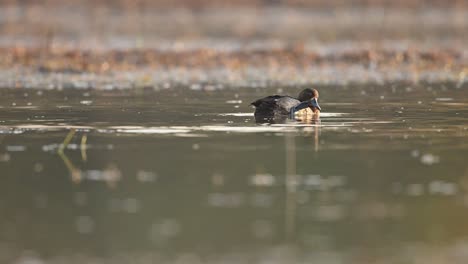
[251,88,321,123]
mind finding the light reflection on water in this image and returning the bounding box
[0,84,467,263]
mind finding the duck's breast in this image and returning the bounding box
[294,108,320,121]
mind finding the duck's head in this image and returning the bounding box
[298,88,321,112]
[298,88,318,101]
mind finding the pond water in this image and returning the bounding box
[0,83,467,263]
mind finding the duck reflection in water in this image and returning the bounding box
[251,88,321,124]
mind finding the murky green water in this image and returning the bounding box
[0,84,467,263]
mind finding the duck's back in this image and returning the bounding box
[251,95,300,117]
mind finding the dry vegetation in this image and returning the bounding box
[1,0,467,8]
[0,45,465,74]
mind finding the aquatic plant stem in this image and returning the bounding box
[58,129,76,154]
[81,135,87,162]
[57,129,81,183]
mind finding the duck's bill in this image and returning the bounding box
[311,98,321,111]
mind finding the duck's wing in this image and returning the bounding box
[276,96,301,112]
[251,95,301,123]
[251,95,299,108]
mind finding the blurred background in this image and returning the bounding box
[0,1,467,264]
[0,0,466,87]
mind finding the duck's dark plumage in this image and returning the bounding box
[251,95,300,116]
[251,88,321,123]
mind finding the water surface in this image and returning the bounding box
[0,84,467,263]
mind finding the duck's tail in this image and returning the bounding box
[250,100,262,107]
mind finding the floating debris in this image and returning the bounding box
[6,145,26,152]
[420,153,440,165]
[226,100,243,104]
[250,173,275,187]
[79,100,93,105]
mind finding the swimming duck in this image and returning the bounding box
[251,88,321,123]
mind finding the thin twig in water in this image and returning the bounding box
[58,129,76,154]
[57,129,81,183]
[81,134,87,162]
